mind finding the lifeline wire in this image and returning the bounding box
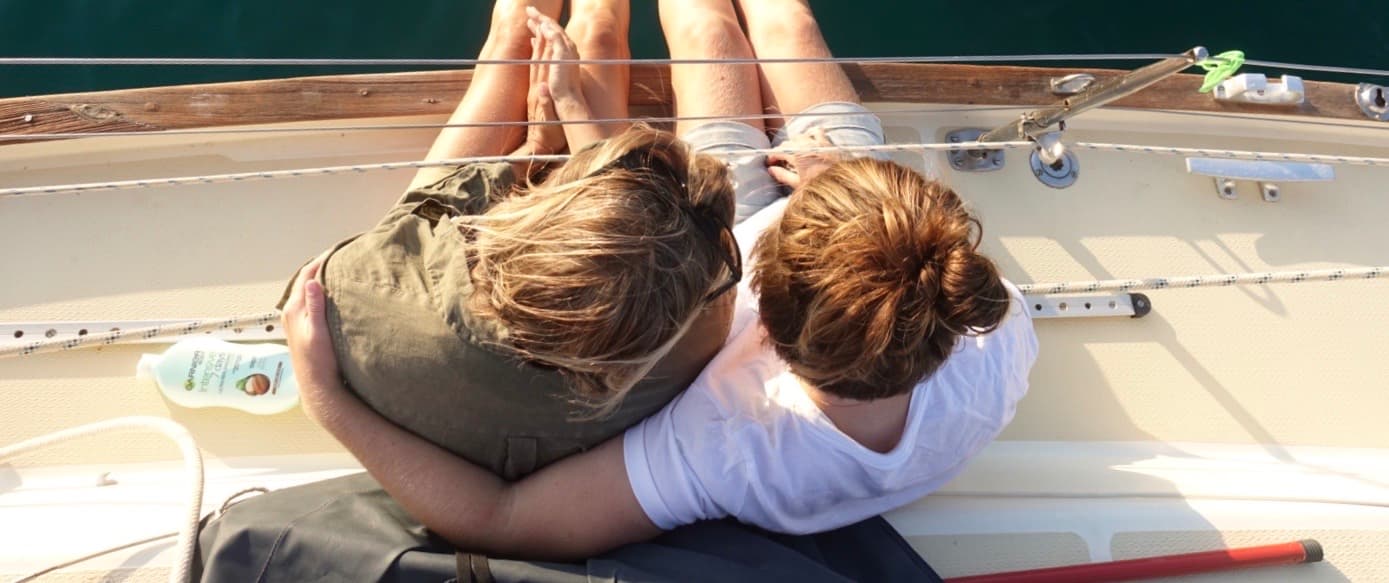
[0,54,1194,67]
[0,105,1028,142]
[4,266,1384,360]
[2,54,1385,77]
[3,139,1386,198]
[0,141,1032,197]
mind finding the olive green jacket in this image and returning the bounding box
[307,164,723,479]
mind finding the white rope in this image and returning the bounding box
[0,311,280,359]
[4,139,1386,198]
[0,417,203,583]
[0,154,564,197]
[1016,266,1385,295]
[4,266,1384,360]
[0,141,1034,198]
[217,487,271,516]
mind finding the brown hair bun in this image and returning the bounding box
[752,158,1010,401]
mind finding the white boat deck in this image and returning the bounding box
[3,442,1387,580]
[2,105,1387,580]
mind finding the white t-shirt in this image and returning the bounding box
[622,199,1039,534]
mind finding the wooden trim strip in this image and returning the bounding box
[0,64,1378,142]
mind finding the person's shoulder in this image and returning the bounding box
[991,278,1040,368]
[396,162,517,217]
[963,278,1038,369]
[998,278,1032,324]
[622,325,789,528]
[913,278,1037,429]
[418,161,517,190]
[628,311,790,450]
[674,320,786,423]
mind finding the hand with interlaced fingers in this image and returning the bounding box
[525,7,610,155]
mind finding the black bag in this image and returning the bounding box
[196,473,943,583]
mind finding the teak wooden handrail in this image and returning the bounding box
[0,63,1374,143]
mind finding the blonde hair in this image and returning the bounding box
[752,158,1010,400]
[463,127,737,412]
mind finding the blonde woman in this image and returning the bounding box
[281,0,1037,561]
[291,0,740,481]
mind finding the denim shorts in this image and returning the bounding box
[681,102,887,224]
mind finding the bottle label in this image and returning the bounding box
[184,350,284,397]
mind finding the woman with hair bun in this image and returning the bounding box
[279,0,1037,561]
[752,157,1019,408]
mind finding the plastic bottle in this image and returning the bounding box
[136,337,300,415]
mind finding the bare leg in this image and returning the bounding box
[734,0,857,132]
[658,0,764,136]
[412,0,563,189]
[566,0,630,136]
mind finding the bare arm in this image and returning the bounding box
[282,262,661,560]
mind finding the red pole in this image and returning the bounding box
[948,539,1322,583]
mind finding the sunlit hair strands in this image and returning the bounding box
[462,126,738,413]
[753,158,1012,401]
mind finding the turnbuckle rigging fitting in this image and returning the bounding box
[948,47,1209,189]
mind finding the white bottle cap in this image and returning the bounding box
[135,354,160,381]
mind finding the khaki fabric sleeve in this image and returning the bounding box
[378,162,518,226]
[276,162,515,310]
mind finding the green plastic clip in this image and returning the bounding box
[1196,50,1246,93]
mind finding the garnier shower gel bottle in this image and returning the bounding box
[136,337,300,415]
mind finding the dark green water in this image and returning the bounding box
[1,1,1385,98]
